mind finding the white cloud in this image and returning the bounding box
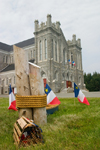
[0,0,100,74]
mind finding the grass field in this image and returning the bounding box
[0,97,100,150]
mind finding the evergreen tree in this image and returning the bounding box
[84,72,100,91]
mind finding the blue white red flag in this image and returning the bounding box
[44,84,61,105]
[74,83,90,105]
[72,61,75,66]
[8,85,17,111]
[68,59,71,64]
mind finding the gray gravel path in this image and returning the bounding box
[0,91,100,98]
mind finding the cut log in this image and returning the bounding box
[29,62,47,125]
[13,45,32,119]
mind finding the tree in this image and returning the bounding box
[84,72,100,91]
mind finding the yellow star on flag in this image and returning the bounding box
[76,86,78,89]
[45,88,48,92]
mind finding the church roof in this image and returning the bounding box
[0,64,15,72]
[0,42,11,52]
[14,37,35,48]
[0,37,35,52]
[0,59,35,72]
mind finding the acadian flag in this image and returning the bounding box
[8,85,17,111]
[44,84,61,105]
[68,59,71,64]
[72,61,75,66]
[74,83,90,105]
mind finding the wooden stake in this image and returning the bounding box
[29,62,47,125]
[13,45,32,120]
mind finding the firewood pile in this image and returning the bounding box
[13,116,43,147]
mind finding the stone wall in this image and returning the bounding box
[0,51,8,71]
[34,14,84,92]
[0,70,15,94]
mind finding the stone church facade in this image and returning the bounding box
[0,14,84,94]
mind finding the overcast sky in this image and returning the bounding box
[0,0,100,74]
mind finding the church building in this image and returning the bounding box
[0,14,84,94]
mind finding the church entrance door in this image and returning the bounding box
[66,81,72,88]
[43,78,47,88]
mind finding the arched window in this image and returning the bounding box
[62,72,65,80]
[12,56,13,63]
[67,73,69,80]
[6,56,8,63]
[10,57,11,63]
[39,41,42,61]
[77,54,78,69]
[71,75,72,81]
[79,76,81,84]
[2,79,4,86]
[33,50,35,58]
[3,56,5,63]
[14,76,16,84]
[9,78,12,84]
[79,54,81,70]
[41,70,46,77]
[6,77,8,85]
[63,49,65,65]
[45,39,47,59]
[55,71,58,81]
[71,52,73,67]
[31,50,33,59]
[28,52,30,60]
[51,39,53,58]
[55,41,57,61]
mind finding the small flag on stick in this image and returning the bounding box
[72,61,75,66]
[74,83,90,105]
[44,84,61,105]
[8,85,17,111]
[68,59,71,64]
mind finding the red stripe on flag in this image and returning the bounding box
[78,97,90,105]
[8,100,17,111]
[49,97,61,105]
[83,97,90,105]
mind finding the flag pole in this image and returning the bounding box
[74,97,75,105]
[73,86,75,105]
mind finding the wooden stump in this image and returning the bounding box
[29,62,47,125]
[13,45,32,119]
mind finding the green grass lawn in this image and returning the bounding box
[0,97,100,150]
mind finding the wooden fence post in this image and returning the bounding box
[29,62,47,125]
[13,45,32,120]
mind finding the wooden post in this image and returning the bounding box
[29,62,47,125]
[13,45,32,120]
